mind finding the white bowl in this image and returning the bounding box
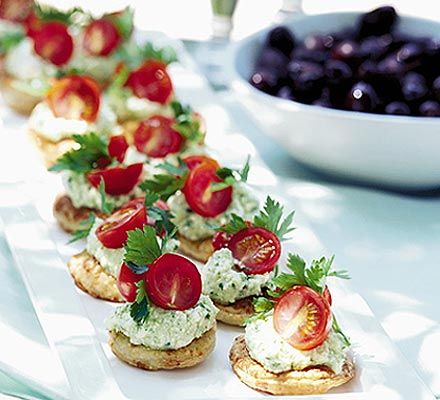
[229,12,440,190]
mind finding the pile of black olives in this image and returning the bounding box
[249,6,440,117]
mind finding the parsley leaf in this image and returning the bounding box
[144,190,160,207]
[49,133,109,173]
[139,42,178,65]
[34,3,86,24]
[139,173,187,201]
[332,313,351,346]
[0,30,24,55]
[124,226,161,266]
[67,213,96,244]
[218,214,248,235]
[107,7,134,40]
[98,180,116,214]
[170,101,204,143]
[253,196,295,241]
[211,156,251,193]
[275,253,349,295]
[148,207,176,236]
[130,280,150,323]
[156,159,188,176]
[245,297,276,324]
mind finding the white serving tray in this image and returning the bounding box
[0,32,435,400]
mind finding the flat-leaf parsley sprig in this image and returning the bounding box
[123,225,177,323]
[49,132,110,174]
[251,254,351,345]
[140,156,251,201]
[218,196,295,241]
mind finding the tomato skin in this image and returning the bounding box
[117,262,147,302]
[96,198,147,249]
[323,285,332,306]
[83,19,121,57]
[46,75,101,122]
[227,226,281,275]
[212,231,230,251]
[87,163,143,196]
[183,164,232,218]
[108,135,128,163]
[33,22,74,66]
[145,253,202,311]
[183,155,219,171]
[134,115,183,158]
[273,286,332,351]
[24,12,42,38]
[125,60,173,104]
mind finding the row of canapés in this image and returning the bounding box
[0,2,355,396]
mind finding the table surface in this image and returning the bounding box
[1,1,440,398]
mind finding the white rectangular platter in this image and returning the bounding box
[0,32,435,400]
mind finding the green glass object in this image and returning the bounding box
[210,0,238,17]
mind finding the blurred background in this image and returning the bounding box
[39,0,440,41]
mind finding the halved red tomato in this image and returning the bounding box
[24,12,43,39]
[46,75,101,122]
[117,262,147,302]
[125,60,173,104]
[87,163,143,196]
[273,286,332,351]
[96,198,147,249]
[0,0,33,22]
[134,115,183,158]
[33,22,74,66]
[145,253,202,310]
[183,163,232,218]
[212,231,230,251]
[228,227,281,275]
[108,135,128,163]
[183,155,219,171]
[83,19,121,57]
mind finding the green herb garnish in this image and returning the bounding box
[130,280,150,323]
[211,156,250,192]
[0,30,24,55]
[170,100,204,144]
[219,196,295,240]
[68,212,96,244]
[49,133,109,173]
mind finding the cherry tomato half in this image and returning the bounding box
[46,75,101,122]
[96,198,147,249]
[183,155,219,171]
[134,115,183,158]
[228,227,281,275]
[87,163,143,196]
[212,231,230,251]
[145,253,202,311]
[117,262,147,302]
[125,60,173,104]
[183,163,232,218]
[83,19,121,57]
[24,12,43,39]
[273,286,332,351]
[33,22,73,66]
[108,135,128,163]
[0,0,33,22]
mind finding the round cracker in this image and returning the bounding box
[53,194,105,233]
[29,129,77,168]
[68,250,124,302]
[229,335,355,395]
[108,326,216,370]
[0,74,41,115]
[215,297,254,327]
[178,233,214,263]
